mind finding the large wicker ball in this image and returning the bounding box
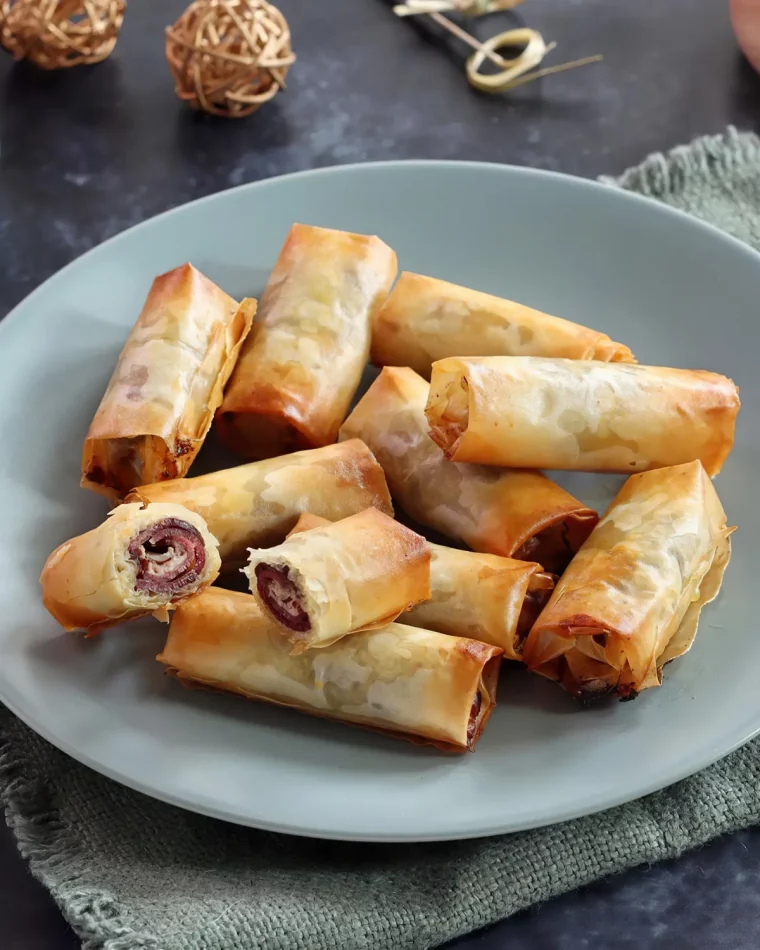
[0,0,125,69]
[165,0,295,118]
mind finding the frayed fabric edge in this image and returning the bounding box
[600,126,760,198]
[0,716,157,950]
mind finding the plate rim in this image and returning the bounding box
[4,157,760,335]
[2,159,759,842]
[2,673,759,843]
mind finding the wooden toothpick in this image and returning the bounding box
[392,1,602,93]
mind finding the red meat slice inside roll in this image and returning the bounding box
[515,574,557,648]
[128,518,206,595]
[254,564,311,632]
[513,516,596,576]
[467,691,482,744]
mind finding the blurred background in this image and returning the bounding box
[1,0,759,321]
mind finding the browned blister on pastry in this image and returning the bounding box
[158,588,501,752]
[338,367,597,574]
[246,508,430,652]
[426,356,740,475]
[126,440,393,569]
[522,461,733,702]
[82,264,255,499]
[217,224,397,460]
[371,271,634,376]
[40,502,221,635]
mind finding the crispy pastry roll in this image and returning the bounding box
[338,367,597,574]
[216,224,397,460]
[522,462,733,702]
[246,508,430,652]
[126,440,393,568]
[371,272,634,375]
[288,515,553,661]
[82,264,256,500]
[426,356,740,476]
[40,503,221,635]
[158,588,501,752]
[406,544,554,660]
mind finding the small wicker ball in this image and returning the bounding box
[0,0,125,70]
[166,0,295,119]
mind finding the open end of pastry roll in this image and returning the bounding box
[84,435,163,500]
[245,507,431,652]
[465,653,501,748]
[523,461,734,701]
[253,563,311,633]
[511,517,597,575]
[426,371,470,458]
[158,588,502,752]
[128,517,209,594]
[216,409,314,462]
[40,502,221,635]
[515,571,557,648]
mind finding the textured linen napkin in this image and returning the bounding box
[3,127,760,950]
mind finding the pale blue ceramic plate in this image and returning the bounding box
[0,162,755,841]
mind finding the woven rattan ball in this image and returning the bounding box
[0,0,124,69]
[166,0,295,118]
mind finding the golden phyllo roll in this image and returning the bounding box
[426,356,740,475]
[404,543,554,661]
[523,461,733,701]
[41,502,220,635]
[372,271,634,375]
[217,224,397,460]
[82,263,255,499]
[159,588,502,752]
[246,508,431,652]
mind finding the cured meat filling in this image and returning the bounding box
[128,518,206,594]
[467,691,482,744]
[254,564,311,632]
[515,578,556,647]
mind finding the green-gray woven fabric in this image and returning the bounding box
[3,127,760,950]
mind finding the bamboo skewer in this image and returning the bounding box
[392,0,602,93]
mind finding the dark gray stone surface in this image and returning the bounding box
[2,0,760,946]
